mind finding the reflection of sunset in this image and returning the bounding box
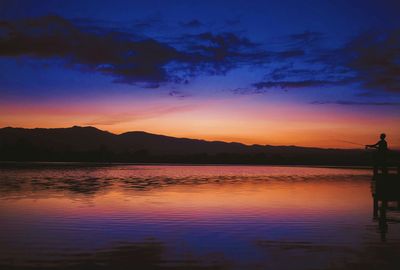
[1,165,396,270]
[1,178,371,222]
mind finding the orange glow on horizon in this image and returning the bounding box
[1,96,399,149]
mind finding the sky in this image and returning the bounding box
[0,0,400,148]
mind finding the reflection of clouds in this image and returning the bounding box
[1,165,399,270]
[0,164,369,198]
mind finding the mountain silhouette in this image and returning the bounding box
[0,126,385,165]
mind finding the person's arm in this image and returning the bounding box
[365,141,379,149]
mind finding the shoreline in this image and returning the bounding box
[0,161,377,170]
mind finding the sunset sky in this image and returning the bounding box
[1,0,399,148]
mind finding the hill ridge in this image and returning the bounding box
[0,126,382,165]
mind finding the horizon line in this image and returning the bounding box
[2,125,395,151]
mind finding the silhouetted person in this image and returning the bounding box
[366,133,388,175]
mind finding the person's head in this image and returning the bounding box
[380,133,386,140]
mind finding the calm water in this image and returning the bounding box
[0,164,399,270]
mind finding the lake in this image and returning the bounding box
[0,164,399,270]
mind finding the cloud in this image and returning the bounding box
[237,29,400,94]
[193,32,256,48]
[168,90,190,98]
[247,78,351,92]
[131,17,162,29]
[180,19,203,28]
[340,30,400,92]
[0,15,182,85]
[311,100,400,106]
[185,32,266,64]
[302,29,400,93]
[275,50,305,59]
[3,15,398,96]
[355,91,381,97]
[85,105,194,125]
[286,31,324,46]
[0,15,267,86]
[252,80,335,89]
[167,31,268,79]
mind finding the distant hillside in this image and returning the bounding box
[0,126,388,165]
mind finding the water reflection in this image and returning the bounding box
[371,174,400,242]
[1,164,399,269]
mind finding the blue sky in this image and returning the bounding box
[1,0,400,147]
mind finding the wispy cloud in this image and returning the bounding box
[287,31,325,45]
[235,28,400,95]
[180,19,203,28]
[252,79,348,90]
[168,90,191,98]
[234,77,352,94]
[85,105,193,126]
[311,100,400,106]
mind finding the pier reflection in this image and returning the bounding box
[371,169,400,241]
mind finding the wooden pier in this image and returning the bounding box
[371,168,400,241]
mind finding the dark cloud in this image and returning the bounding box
[251,79,349,91]
[341,30,400,92]
[168,90,190,98]
[232,87,265,95]
[302,29,400,93]
[275,49,305,59]
[355,91,381,97]
[0,15,182,85]
[180,19,202,28]
[269,64,353,83]
[195,32,256,47]
[3,14,398,95]
[131,17,162,29]
[311,100,400,106]
[287,31,324,45]
[232,78,343,94]
[178,32,267,75]
[239,29,400,94]
[0,15,266,86]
